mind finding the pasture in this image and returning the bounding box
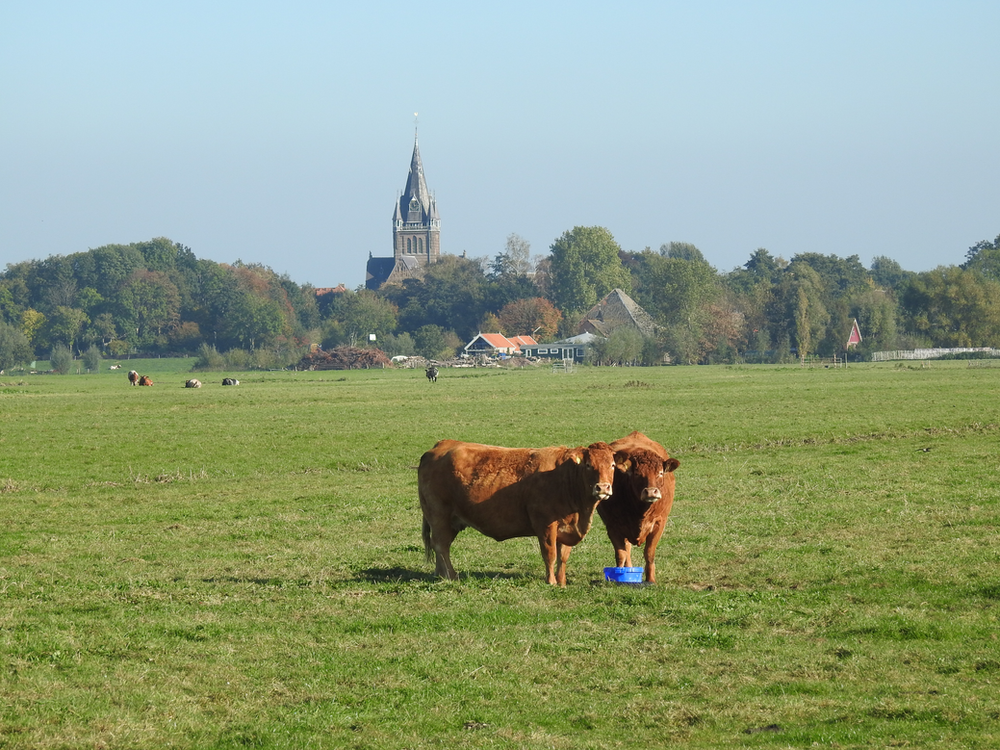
[1,360,998,749]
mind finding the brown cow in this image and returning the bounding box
[597,431,680,583]
[418,440,621,586]
[138,375,153,386]
[128,370,139,386]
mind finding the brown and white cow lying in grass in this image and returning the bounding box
[418,440,620,586]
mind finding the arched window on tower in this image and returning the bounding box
[406,237,411,253]
[418,238,424,253]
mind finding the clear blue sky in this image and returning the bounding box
[2,1,997,289]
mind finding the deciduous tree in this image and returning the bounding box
[963,233,1000,281]
[327,290,398,347]
[548,226,630,315]
[0,321,32,371]
[497,297,561,340]
[117,270,180,348]
[899,266,1000,347]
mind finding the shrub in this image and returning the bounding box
[250,348,281,370]
[49,344,73,374]
[82,345,102,373]
[224,348,251,370]
[193,343,225,371]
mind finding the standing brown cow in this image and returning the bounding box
[597,431,680,583]
[128,370,139,386]
[418,440,620,586]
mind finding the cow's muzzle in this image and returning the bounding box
[640,487,662,503]
[593,483,613,500]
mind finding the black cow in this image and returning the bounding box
[426,366,439,383]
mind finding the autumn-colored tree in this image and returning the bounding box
[497,297,561,340]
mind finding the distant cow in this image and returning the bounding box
[128,370,139,386]
[138,375,153,386]
[185,379,202,388]
[597,431,680,583]
[222,378,239,386]
[418,440,620,586]
[426,366,438,383]
[109,364,121,370]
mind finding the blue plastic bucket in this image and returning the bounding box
[604,566,644,584]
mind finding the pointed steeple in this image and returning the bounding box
[401,133,430,217]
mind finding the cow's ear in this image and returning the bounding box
[664,458,680,473]
[614,450,631,473]
[571,450,583,465]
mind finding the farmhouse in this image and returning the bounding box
[463,333,538,358]
[579,288,659,338]
[518,290,659,364]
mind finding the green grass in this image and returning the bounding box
[1,361,999,748]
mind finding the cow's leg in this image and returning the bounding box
[555,543,572,588]
[419,498,459,580]
[538,527,559,585]
[431,527,458,580]
[605,526,632,568]
[427,519,458,580]
[615,540,633,568]
[642,521,666,583]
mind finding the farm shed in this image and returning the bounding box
[463,333,538,357]
[520,332,599,363]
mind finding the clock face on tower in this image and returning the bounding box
[409,199,420,213]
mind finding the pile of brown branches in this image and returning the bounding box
[296,346,391,370]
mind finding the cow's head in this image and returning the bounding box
[614,448,680,504]
[569,442,616,501]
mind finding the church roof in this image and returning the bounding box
[579,289,659,338]
[365,256,397,290]
[366,256,425,290]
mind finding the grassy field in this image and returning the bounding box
[1,359,998,749]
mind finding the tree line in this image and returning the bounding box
[2,229,999,371]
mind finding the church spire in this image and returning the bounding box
[390,128,440,268]
[402,134,430,215]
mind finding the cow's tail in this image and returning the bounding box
[421,516,434,563]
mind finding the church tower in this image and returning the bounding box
[392,133,440,266]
